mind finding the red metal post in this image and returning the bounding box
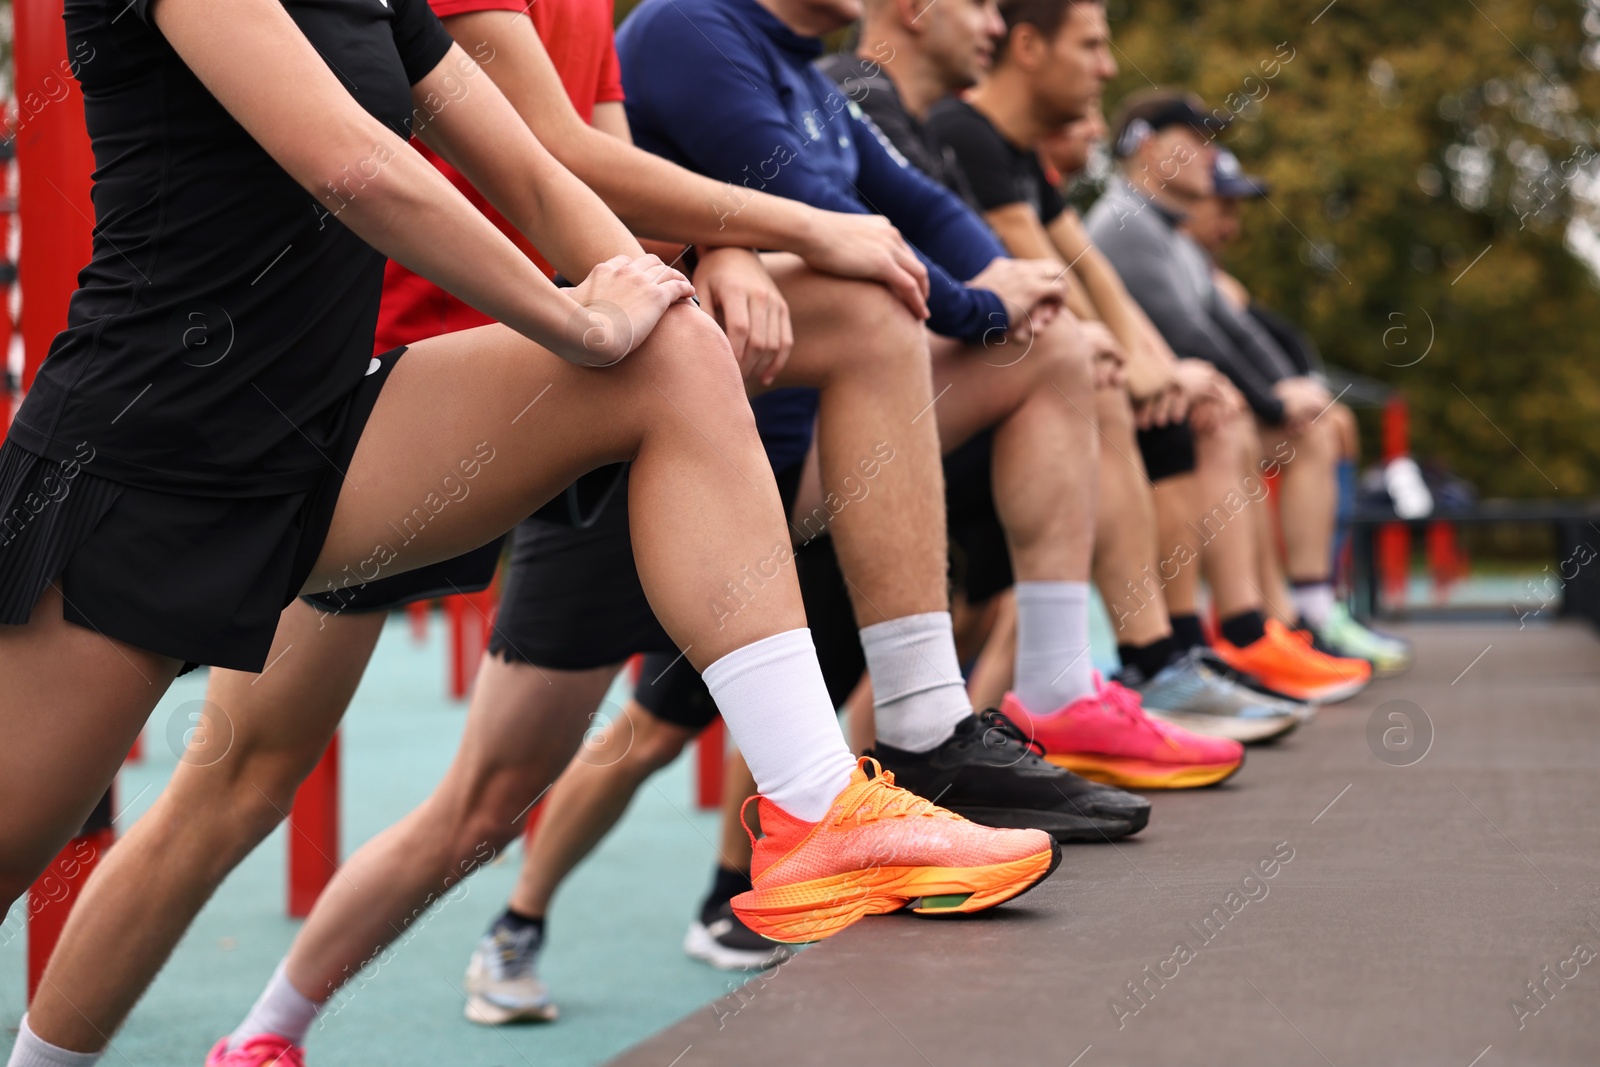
[408,598,430,642]
[696,718,724,810]
[28,790,114,1001]
[13,0,95,400]
[288,734,340,918]
[1378,397,1413,608]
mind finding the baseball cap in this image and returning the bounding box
[1110,89,1228,158]
[1213,149,1269,198]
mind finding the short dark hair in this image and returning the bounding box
[995,0,1100,61]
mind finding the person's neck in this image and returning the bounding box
[967,66,1053,148]
[858,26,959,120]
[753,0,838,39]
[1125,166,1195,215]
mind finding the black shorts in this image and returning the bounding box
[488,463,806,671]
[635,530,867,732]
[300,536,504,616]
[1136,419,1197,482]
[0,346,405,671]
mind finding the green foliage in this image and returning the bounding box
[1099,0,1600,497]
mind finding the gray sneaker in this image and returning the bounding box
[463,922,558,1025]
[1129,648,1304,744]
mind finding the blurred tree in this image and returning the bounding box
[1094,0,1600,498]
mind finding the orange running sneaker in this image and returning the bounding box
[731,758,1060,944]
[1213,619,1371,703]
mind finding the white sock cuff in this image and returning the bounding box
[858,611,964,705]
[703,628,856,822]
[9,1018,101,1067]
[702,627,817,691]
[1015,580,1091,607]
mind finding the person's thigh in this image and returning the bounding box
[753,253,927,393]
[311,304,742,587]
[0,585,181,902]
[924,315,1092,454]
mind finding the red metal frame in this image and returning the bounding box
[696,718,724,810]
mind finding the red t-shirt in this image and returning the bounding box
[374,0,624,351]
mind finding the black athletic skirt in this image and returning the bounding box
[0,346,404,672]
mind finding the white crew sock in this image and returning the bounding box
[1291,582,1335,629]
[229,961,321,1051]
[702,629,857,822]
[1013,581,1094,714]
[859,611,973,753]
[7,1017,101,1067]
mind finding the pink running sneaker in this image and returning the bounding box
[1001,675,1245,789]
[204,1035,306,1067]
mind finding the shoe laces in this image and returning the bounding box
[1095,675,1183,750]
[484,925,539,981]
[837,759,961,827]
[975,709,1047,759]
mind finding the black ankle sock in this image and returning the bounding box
[1220,610,1268,648]
[1117,635,1178,680]
[708,865,753,906]
[1169,613,1208,652]
[494,907,545,940]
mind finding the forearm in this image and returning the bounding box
[560,123,827,252]
[336,139,586,358]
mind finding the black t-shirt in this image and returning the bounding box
[12,0,455,496]
[927,97,1066,226]
[815,54,982,212]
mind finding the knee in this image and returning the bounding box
[1096,387,1136,443]
[624,715,695,774]
[1029,316,1096,398]
[633,303,751,417]
[828,281,928,385]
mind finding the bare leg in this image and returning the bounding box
[287,655,611,999]
[758,257,947,625]
[1193,415,1270,620]
[25,604,387,1051]
[1092,387,1171,644]
[1261,418,1339,585]
[927,315,1098,583]
[715,748,756,875]
[965,590,1016,712]
[1152,475,1204,617]
[843,676,875,754]
[0,586,179,912]
[505,700,693,919]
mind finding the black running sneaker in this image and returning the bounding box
[685,896,795,971]
[866,710,1151,842]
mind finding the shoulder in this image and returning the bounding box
[927,98,996,143]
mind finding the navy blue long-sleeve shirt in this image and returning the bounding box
[615,0,1007,344]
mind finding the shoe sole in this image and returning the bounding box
[731,841,1061,944]
[462,995,559,1026]
[1142,708,1300,745]
[683,921,794,971]
[1234,673,1368,704]
[1046,752,1243,789]
[952,805,1137,843]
